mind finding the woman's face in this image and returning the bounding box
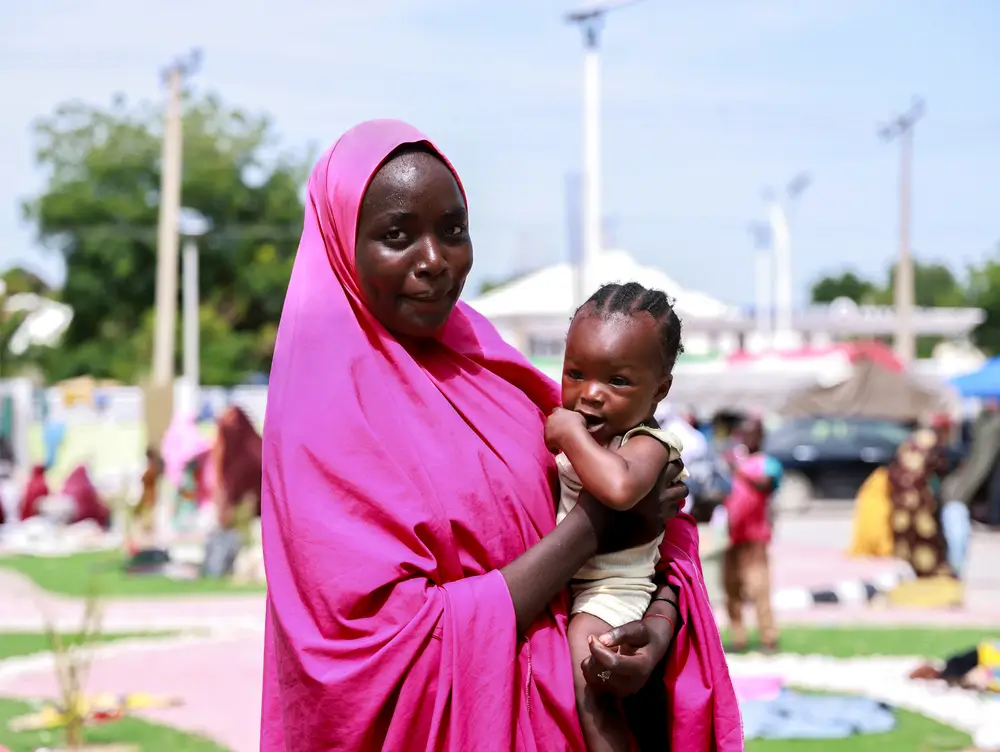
[355,149,473,339]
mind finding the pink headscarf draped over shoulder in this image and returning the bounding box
[259,121,581,750]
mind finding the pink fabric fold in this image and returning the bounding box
[259,120,580,751]
[658,512,744,751]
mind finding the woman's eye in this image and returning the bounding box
[383,229,405,242]
[446,224,467,237]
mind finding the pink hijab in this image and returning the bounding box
[260,120,578,750]
[659,514,744,750]
[260,119,741,751]
[161,412,210,489]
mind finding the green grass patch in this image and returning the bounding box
[0,549,264,598]
[0,696,229,751]
[746,703,972,751]
[723,626,997,660]
[0,632,173,662]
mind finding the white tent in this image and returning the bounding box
[466,249,733,321]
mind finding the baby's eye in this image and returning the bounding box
[609,376,630,387]
[565,369,583,381]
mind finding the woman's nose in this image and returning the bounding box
[414,236,448,278]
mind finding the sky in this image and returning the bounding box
[1,0,998,306]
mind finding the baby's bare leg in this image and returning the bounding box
[568,613,632,752]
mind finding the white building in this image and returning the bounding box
[466,250,986,379]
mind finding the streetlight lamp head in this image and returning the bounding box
[178,207,211,237]
[566,0,641,22]
[787,172,812,200]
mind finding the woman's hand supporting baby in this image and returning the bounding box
[582,583,680,697]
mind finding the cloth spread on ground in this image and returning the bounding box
[740,689,896,740]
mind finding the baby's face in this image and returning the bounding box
[561,312,672,445]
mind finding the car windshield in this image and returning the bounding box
[765,418,912,452]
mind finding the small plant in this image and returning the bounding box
[41,581,104,750]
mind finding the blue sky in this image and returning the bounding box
[1,0,998,305]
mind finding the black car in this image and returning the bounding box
[765,417,924,508]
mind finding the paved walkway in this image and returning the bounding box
[0,633,263,752]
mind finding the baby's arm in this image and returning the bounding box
[558,427,671,512]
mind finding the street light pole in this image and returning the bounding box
[149,49,200,449]
[567,1,642,293]
[748,222,773,350]
[181,238,199,413]
[765,172,811,350]
[880,98,924,368]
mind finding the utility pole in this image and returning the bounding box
[880,97,924,368]
[148,50,200,450]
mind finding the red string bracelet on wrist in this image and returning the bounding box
[644,612,676,632]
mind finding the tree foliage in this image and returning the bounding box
[809,253,1000,355]
[22,92,311,385]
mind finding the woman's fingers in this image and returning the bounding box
[582,635,651,697]
[596,620,651,650]
[587,635,622,669]
[663,459,685,483]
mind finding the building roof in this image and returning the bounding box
[466,249,734,321]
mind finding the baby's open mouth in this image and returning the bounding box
[581,414,606,432]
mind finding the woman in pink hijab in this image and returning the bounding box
[261,120,740,751]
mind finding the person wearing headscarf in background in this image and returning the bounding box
[18,465,50,521]
[161,412,215,532]
[259,120,740,751]
[721,417,782,653]
[887,426,954,578]
[62,464,110,529]
[213,405,262,528]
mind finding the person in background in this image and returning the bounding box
[213,406,262,526]
[721,417,782,653]
[887,427,953,578]
[19,465,50,521]
[62,464,111,529]
[942,402,1000,567]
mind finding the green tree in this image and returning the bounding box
[966,255,1000,355]
[22,92,310,385]
[809,270,879,304]
[810,259,976,358]
[881,261,966,308]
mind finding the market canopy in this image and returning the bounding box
[781,358,956,422]
[952,357,1000,399]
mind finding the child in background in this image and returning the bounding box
[544,282,685,752]
[722,417,782,653]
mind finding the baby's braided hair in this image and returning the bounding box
[574,282,684,374]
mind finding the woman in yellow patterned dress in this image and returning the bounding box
[886,428,954,579]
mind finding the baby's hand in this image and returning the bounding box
[545,407,587,451]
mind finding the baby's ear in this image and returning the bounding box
[654,375,673,404]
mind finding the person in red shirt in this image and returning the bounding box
[722,417,783,653]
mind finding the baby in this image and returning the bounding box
[545,281,685,752]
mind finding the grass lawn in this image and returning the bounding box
[746,704,972,751]
[0,696,229,752]
[0,549,264,598]
[722,626,998,659]
[729,629,988,751]
[0,632,172,662]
